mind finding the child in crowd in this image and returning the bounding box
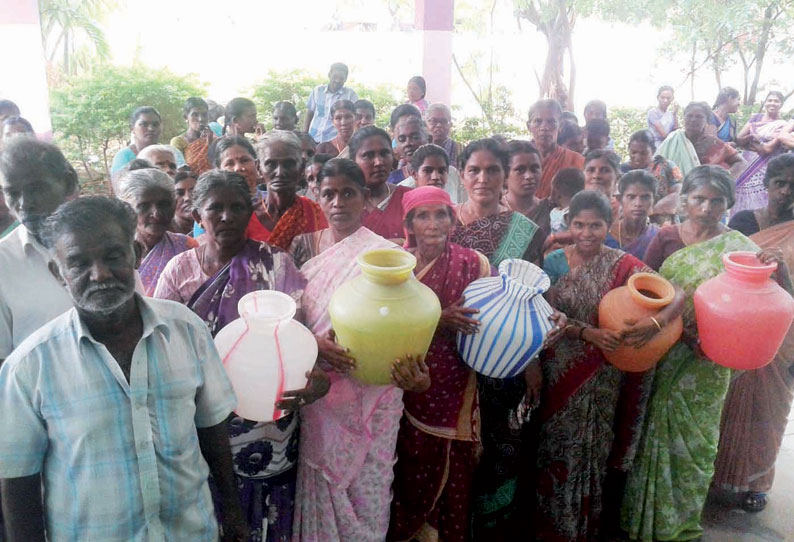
[584,118,611,154]
[406,75,429,115]
[303,153,333,201]
[549,167,585,234]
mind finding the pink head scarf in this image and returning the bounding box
[401,185,454,248]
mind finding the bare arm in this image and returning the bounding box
[727,153,748,178]
[735,121,756,148]
[1,474,45,542]
[197,421,249,542]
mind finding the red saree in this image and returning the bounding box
[362,185,412,242]
[535,145,585,200]
[535,248,653,542]
[388,242,491,542]
[247,195,327,250]
[185,137,213,175]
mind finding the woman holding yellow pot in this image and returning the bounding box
[290,158,429,542]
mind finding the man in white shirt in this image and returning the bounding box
[303,63,358,143]
[0,138,79,362]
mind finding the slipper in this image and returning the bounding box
[741,492,768,513]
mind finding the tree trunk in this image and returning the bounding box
[690,42,697,100]
[747,5,774,105]
[712,42,722,89]
[737,49,750,104]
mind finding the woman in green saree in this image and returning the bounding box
[621,165,783,541]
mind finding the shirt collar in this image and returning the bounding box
[74,294,171,345]
[324,84,344,96]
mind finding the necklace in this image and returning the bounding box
[616,217,649,247]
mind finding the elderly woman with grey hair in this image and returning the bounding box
[137,144,180,178]
[117,167,197,295]
[247,129,327,250]
[154,169,326,542]
[621,165,785,541]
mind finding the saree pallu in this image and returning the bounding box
[535,248,652,542]
[449,211,540,534]
[248,196,328,251]
[188,240,306,542]
[362,185,412,241]
[535,145,585,199]
[139,231,197,296]
[293,227,404,542]
[732,116,790,216]
[621,230,759,542]
[388,243,491,542]
[712,220,794,494]
[656,130,700,177]
[185,137,213,175]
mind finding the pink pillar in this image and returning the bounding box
[415,0,454,106]
[0,0,52,140]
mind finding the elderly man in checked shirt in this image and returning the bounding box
[0,197,248,542]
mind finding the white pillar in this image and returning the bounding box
[415,0,454,106]
[0,0,52,140]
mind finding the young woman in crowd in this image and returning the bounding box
[709,86,741,142]
[733,91,794,215]
[504,139,553,236]
[620,129,682,199]
[449,138,545,538]
[537,189,684,541]
[647,85,679,147]
[406,75,429,116]
[273,101,299,131]
[316,100,356,158]
[350,125,412,242]
[608,170,661,260]
[170,168,197,235]
[111,106,185,176]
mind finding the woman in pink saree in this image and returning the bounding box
[290,158,430,542]
[733,91,794,215]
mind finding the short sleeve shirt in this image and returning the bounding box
[0,296,236,541]
[306,84,359,143]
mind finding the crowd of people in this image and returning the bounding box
[0,63,793,542]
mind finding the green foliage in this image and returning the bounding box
[609,107,648,158]
[247,71,402,132]
[50,64,205,181]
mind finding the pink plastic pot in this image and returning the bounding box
[694,251,794,370]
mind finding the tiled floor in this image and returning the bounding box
[702,409,794,542]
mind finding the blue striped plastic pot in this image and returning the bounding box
[456,259,555,378]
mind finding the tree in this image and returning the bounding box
[39,0,117,76]
[50,65,205,185]
[513,0,577,110]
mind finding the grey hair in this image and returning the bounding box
[116,167,174,206]
[256,129,302,162]
[137,144,178,163]
[681,165,735,209]
[41,196,137,250]
[192,169,253,213]
[395,116,429,139]
[426,103,452,118]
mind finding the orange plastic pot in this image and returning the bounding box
[598,272,683,372]
[694,251,794,370]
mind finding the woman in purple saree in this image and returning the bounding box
[155,170,328,542]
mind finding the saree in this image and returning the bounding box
[712,220,794,494]
[138,231,197,296]
[449,210,541,535]
[185,137,213,175]
[248,196,328,251]
[656,130,700,177]
[388,242,491,542]
[187,240,306,542]
[732,115,791,215]
[535,248,652,542]
[621,230,759,542]
[535,145,585,199]
[361,185,412,242]
[292,227,405,542]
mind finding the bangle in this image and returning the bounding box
[650,316,663,331]
[578,326,587,341]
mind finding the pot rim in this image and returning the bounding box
[627,272,675,308]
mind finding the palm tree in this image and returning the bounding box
[39,0,115,75]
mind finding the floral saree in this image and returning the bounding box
[535,248,652,541]
[138,231,197,296]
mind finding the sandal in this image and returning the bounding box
[741,491,768,512]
